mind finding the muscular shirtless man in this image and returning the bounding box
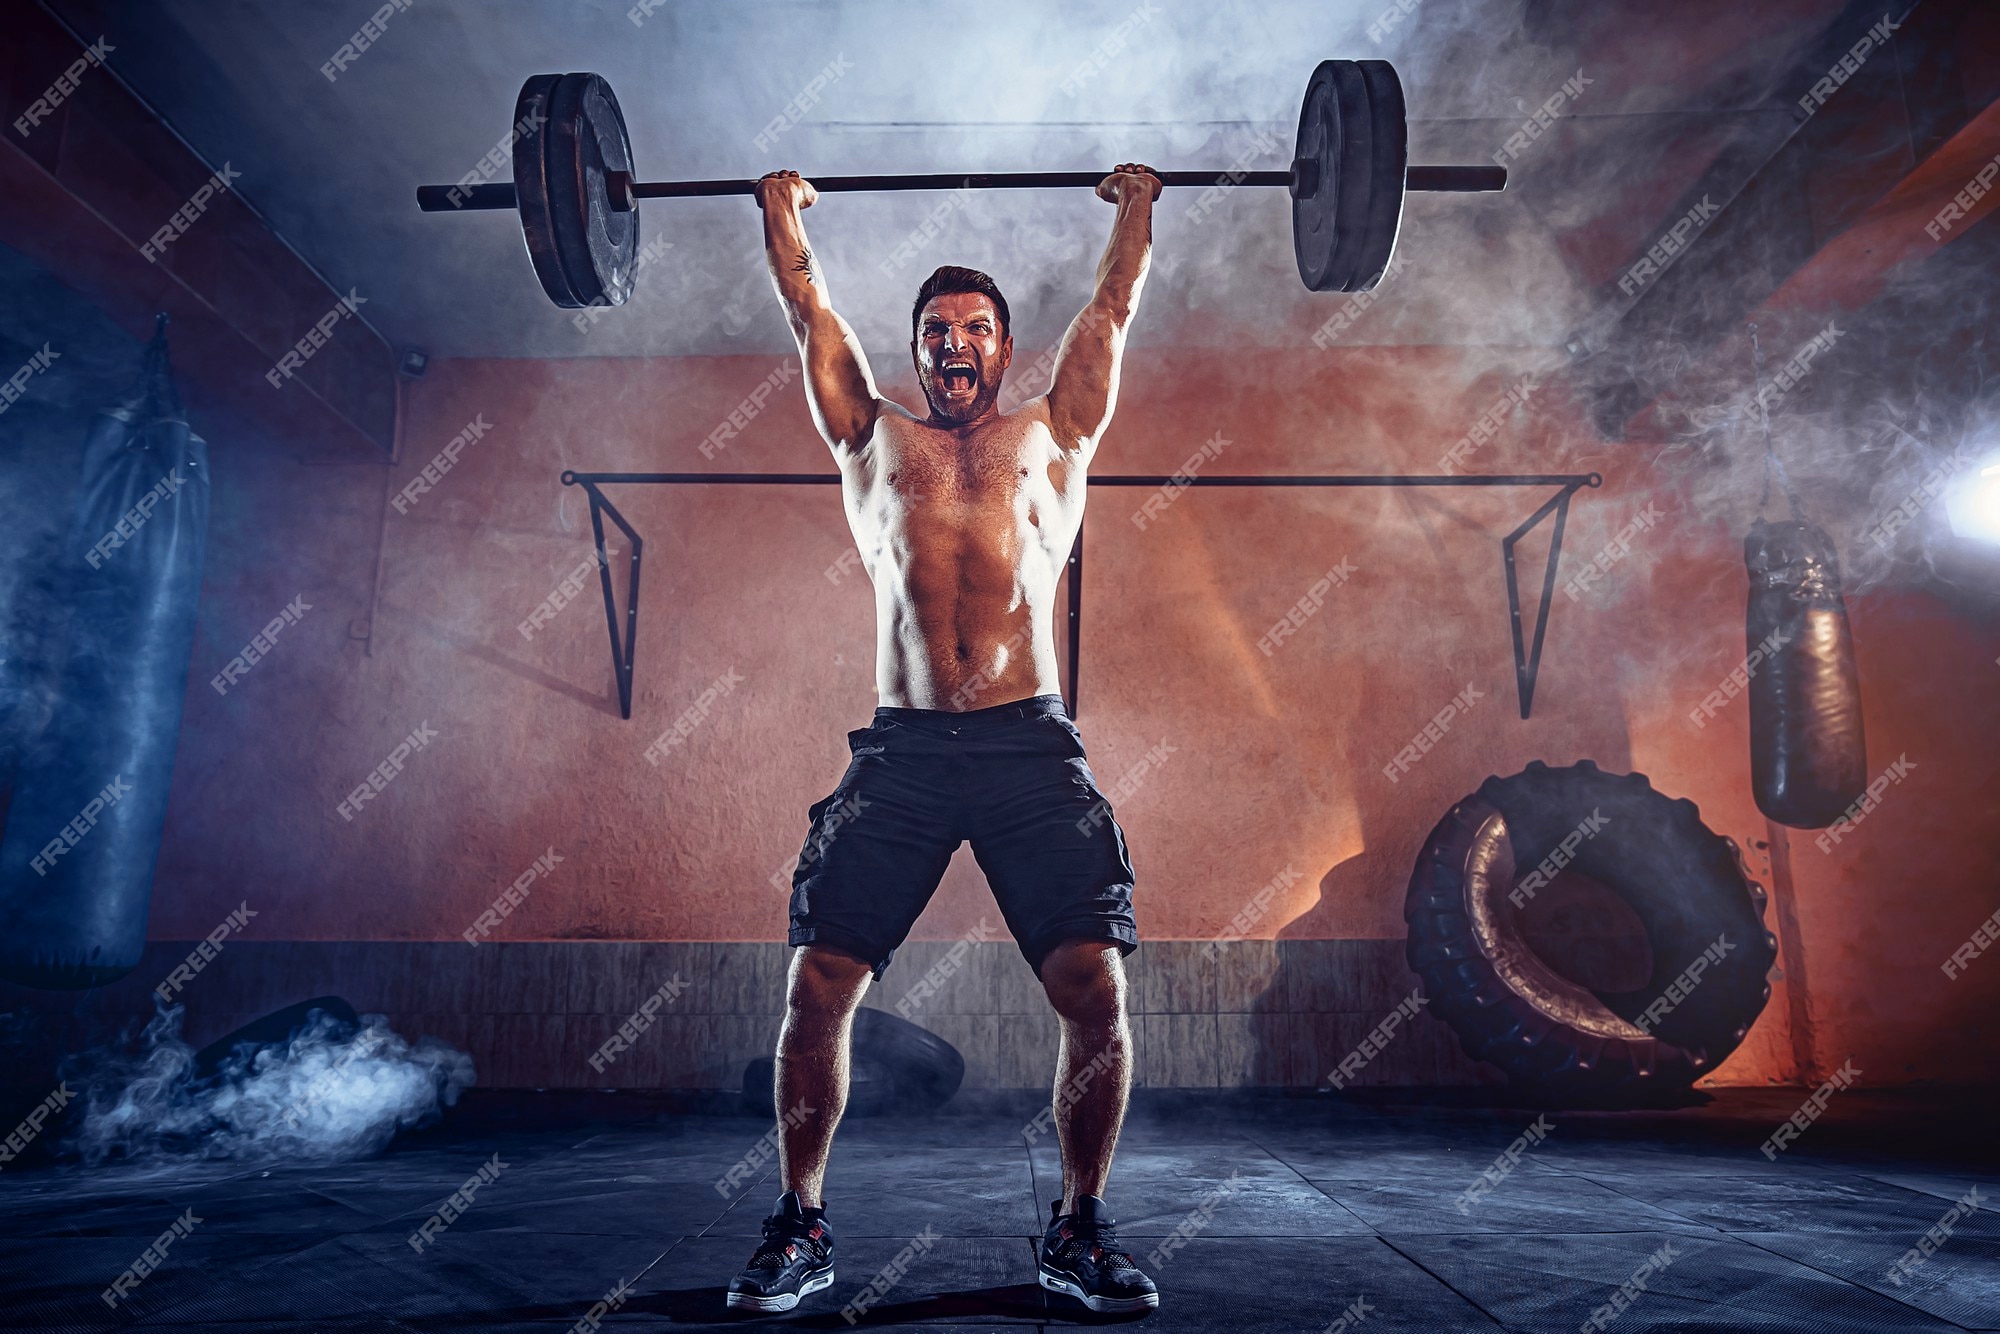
[725,164,1162,1317]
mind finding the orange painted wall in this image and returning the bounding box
[155,342,2000,1086]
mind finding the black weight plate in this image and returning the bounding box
[1347,60,1407,290]
[513,74,580,307]
[545,72,639,309]
[1291,63,1338,291]
[1292,59,1407,293]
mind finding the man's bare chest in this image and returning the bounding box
[851,414,1079,519]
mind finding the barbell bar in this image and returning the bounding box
[419,165,1504,214]
[415,60,1506,307]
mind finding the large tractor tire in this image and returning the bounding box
[1405,760,1778,1094]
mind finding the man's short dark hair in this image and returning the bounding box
[912,266,1010,342]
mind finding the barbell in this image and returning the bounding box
[415,59,1504,307]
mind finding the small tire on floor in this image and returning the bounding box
[1404,760,1779,1096]
[193,996,360,1082]
[742,1008,965,1115]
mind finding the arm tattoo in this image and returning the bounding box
[792,249,816,285]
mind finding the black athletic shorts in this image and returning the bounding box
[787,693,1139,980]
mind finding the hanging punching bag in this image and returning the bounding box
[0,316,209,988]
[1744,518,1866,828]
[1737,325,1866,832]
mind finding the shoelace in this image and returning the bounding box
[751,1215,825,1267]
[1056,1217,1139,1272]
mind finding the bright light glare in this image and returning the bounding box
[1945,462,2000,546]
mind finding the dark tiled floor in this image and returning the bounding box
[4,1089,1998,1331]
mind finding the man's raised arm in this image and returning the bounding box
[1042,162,1160,462]
[756,170,883,459]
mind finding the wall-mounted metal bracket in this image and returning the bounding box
[559,470,1601,721]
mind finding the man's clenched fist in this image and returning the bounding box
[1096,162,1162,205]
[756,169,817,210]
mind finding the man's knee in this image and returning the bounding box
[786,944,874,1016]
[1040,941,1126,1026]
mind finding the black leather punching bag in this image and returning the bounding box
[1744,517,1866,828]
[1737,324,1866,832]
[0,316,209,987]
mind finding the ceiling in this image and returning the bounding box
[47,0,1863,359]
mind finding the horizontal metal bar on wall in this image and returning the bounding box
[562,471,1601,488]
[560,469,1600,721]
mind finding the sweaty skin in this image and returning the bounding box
[756,165,1158,710]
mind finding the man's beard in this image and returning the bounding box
[921,361,1002,423]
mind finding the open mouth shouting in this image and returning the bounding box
[938,356,979,399]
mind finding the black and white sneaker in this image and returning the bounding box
[726,1190,836,1313]
[1039,1194,1160,1314]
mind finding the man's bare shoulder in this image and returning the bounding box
[874,396,919,424]
[1003,395,1084,451]
[841,396,915,451]
[979,396,1059,440]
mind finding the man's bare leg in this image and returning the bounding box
[1039,939,1133,1211]
[775,944,874,1207]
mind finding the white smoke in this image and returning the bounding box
[64,1000,474,1166]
